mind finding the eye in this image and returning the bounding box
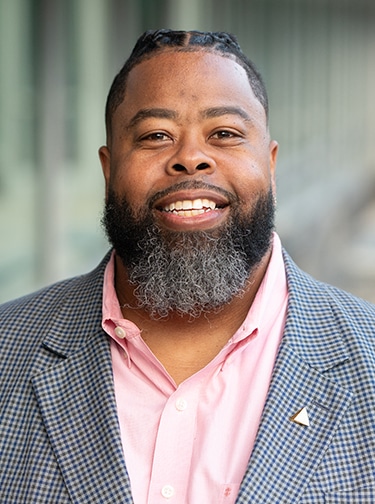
[209,129,244,145]
[136,131,173,149]
[211,130,236,139]
[136,131,175,149]
[141,131,171,142]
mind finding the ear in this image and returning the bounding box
[269,139,278,195]
[99,145,111,200]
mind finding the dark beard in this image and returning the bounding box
[102,187,275,319]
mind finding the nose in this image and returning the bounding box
[171,162,211,173]
[166,138,216,175]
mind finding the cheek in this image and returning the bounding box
[232,165,271,196]
[109,149,162,195]
[108,155,140,195]
[109,168,158,220]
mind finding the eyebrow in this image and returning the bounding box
[127,108,178,128]
[201,106,253,123]
[126,105,253,130]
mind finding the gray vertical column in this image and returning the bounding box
[34,0,66,285]
[60,0,111,273]
[0,0,35,301]
[364,0,375,171]
[0,0,24,182]
[75,0,108,170]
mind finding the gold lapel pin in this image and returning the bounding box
[290,407,310,427]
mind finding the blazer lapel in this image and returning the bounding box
[32,327,133,503]
[236,344,352,503]
[236,252,353,503]
[31,255,134,503]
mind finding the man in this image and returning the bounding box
[1,29,375,503]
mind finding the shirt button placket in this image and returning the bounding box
[148,385,199,503]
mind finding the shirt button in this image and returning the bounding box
[161,485,175,498]
[175,398,187,411]
[114,326,126,339]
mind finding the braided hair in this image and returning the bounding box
[105,29,268,137]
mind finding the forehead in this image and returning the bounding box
[129,49,244,83]
[115,50,265,122]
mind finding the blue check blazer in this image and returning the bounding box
[1,250,375,503]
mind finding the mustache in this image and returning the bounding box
[147,180,238,209]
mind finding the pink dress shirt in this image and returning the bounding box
[102,232,288,504]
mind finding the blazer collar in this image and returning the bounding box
[41,252,111,358]
[43,249,348,369]
[280,249,349,371]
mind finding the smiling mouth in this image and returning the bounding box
[161,198,226,217]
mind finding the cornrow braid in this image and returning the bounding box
[105,29,268,138]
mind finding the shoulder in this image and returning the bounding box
[283,249,375,363]
[283,248,375,318]
[0,253,112,408]
[0,252,111,337]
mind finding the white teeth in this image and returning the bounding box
[163,199,218,214]
[192,198,203,209]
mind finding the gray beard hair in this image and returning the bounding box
[126,227,252,320]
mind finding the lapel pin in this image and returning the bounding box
[290,407,310,427]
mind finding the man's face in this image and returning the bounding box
[100,50,278,230]
[100,49,278,318]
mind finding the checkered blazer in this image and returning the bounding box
[1,250,375,503]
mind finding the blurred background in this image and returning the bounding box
[1,0,374,303]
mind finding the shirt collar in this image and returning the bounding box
[231,232,288,344]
